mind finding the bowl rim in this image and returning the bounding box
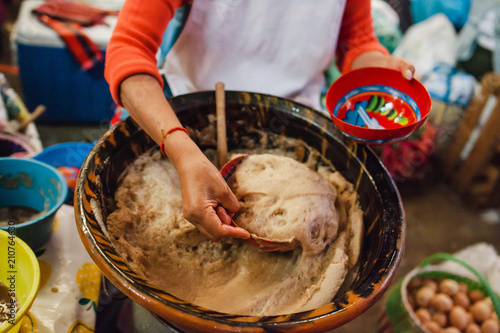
[0,157,68,229]
[325,67,432,142]
[0,229,41,332]
[0,132,39,157]
[33,142,94,163]
[75,91,406,331]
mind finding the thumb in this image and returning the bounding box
[399,62,415,81]
[215,205,233,225]
[218,186,239,215]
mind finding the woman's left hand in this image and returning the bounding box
[350,51,415,80]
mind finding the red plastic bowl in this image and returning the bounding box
[325,67,431,144]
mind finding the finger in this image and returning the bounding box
[200,207,234,241]
[398,61,415,81]
[217,183,240,214]
[220,223,251,239]
[215,207,250,239]
[195,215,251,241]
[195,223,220,242]
[200,210,225,241]
[215,205,232,225]
[203,208,251,240]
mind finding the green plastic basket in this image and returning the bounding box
[379,253,500,332]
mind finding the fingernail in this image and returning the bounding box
[404,69,413,80]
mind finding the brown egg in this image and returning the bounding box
[459,282,470,293]
[417,286,436,307]
[432,312,448,327]
[470,290,485,303]
[466,323,482,333]
[455,292,471,309]
[440,279,460,296]
[481,318,500,333]
[431,293,454,312]
[424,320,442,333]
[408,277,424,290]
[441,327,462,333]
[416,308,432,323]
[467,312,475,325]
[484,297,494,308]
[471,300,492,322]
[449,306,469,330]
[425,279,439,292]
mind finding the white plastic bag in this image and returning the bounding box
[393,14,458,78]
[436,242,500,294]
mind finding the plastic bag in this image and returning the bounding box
[393,14,458,78]
[420,62,477,107]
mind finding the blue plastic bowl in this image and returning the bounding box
[33,142,93,205]
[0,157,68,250]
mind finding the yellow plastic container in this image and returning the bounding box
[0,230,40,333]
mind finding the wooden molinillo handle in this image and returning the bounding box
[18,105,46,132]
[216,82,228,168]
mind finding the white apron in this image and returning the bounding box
[162,0,346,110]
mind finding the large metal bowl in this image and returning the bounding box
[75,91,406,332]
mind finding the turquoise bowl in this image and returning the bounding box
[33,142,94,205]
[0,157,68,250]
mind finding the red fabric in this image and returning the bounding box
[380,123,438,181]
[36,14,103,70]
[34,0,118,70]
[104,0,386,105]
[33,0,117,27]
[337,0,389,73]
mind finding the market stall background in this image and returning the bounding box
[1,0,500,332]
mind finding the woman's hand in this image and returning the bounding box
[120,74,250,242]
[173,137,251,241]
[350,51,416,80]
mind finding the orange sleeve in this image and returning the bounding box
[336,0,389,73]
[104,0,185,105]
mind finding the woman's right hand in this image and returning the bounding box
[120,74,247,241]
[172,134,251,241]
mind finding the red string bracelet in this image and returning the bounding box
[159,126,189,158]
